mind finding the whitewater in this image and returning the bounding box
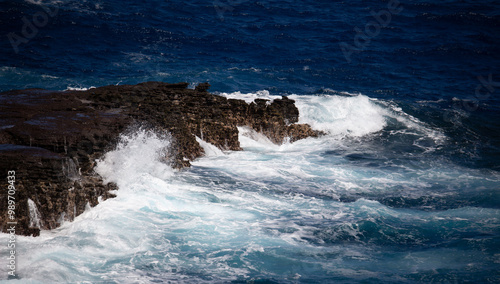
[1,92,499,283]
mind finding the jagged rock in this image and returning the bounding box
[194,82,211,92]
[0,82,320,236]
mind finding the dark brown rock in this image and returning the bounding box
[194,82,211,92]
[0,82,320,236]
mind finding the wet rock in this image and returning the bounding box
[194,82,211,92]
[0,82,320,236]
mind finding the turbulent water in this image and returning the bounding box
[1,0,500,283]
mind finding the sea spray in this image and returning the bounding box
[95,127,174,187]
[290,94,388,137]
[0,94,498,283]
[27,198,42,229]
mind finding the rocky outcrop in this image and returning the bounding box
[0,82,320,236]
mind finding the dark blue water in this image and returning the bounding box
[1,0,500,170]
[1,0,499,283]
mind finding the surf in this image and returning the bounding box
[1,91,498,283]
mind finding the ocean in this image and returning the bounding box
[1,0,499,283]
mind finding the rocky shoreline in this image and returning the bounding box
[0,82,319,236]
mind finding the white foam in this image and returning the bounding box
[1,91,494,283]
[227,67,262,73]
[290,94,387,137]
[28,198,43,229]
[41,74,59,79]
[221,90,441,144]
[238,126,279,150]
[286,92,446,148]
[65,86,96,91]
[95,128,174,187]
[218,90,282,104]
[196,136,225,157]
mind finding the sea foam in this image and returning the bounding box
[0,93,498,283]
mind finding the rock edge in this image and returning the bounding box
[0,82,320,236]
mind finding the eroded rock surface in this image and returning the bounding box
[0,82,319,236]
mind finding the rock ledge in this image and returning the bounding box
[0,82,319,236]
